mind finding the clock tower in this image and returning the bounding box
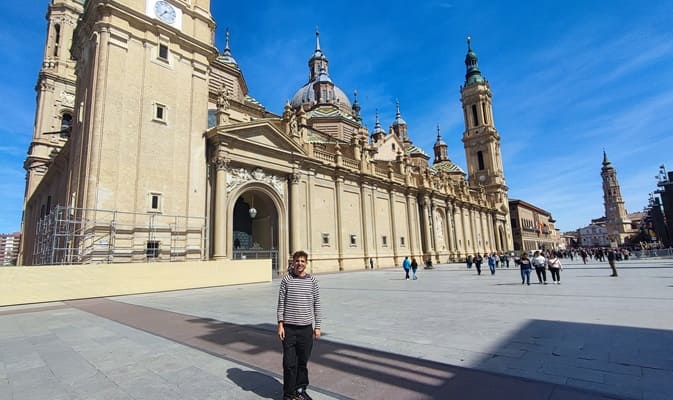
[460,37,513,251]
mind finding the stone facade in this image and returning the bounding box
[509,199,559,252]
[21,0,513,272]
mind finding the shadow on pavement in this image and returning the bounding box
[69,298,644,400]
[227,367,280,399]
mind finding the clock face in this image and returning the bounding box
[154,1,176,24]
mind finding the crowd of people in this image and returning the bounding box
[461,247,627,283]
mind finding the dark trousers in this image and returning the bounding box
[535,267,547,283]
[550,268,560,282]
[282,324,314,396]
[475,263,482,275]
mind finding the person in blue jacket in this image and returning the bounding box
[402,256,411,280]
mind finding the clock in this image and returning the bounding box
[154,1,176,24]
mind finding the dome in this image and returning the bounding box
[290,81,352,109]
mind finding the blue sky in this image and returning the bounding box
[1,1,672,234]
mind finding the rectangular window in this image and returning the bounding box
[477,151,485,170]
[382,235,388,247]
[349,234,357,247]
[153,103,167,123]
[46,195,52,215]
[149,192,162,212]
[482,103,488,124]
[471,104,479,126]
[158,44,169,60]
[400,236,405,247]
[321,233,330,246]
[146,241,160,258]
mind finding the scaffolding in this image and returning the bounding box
[32,206,207,265]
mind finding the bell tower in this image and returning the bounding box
[460,37,513,250]
[601,151,631,246]
[23,0,83,203]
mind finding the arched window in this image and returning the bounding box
[53,24,61,57]
[477,150,485,170]
[60,113,72,136]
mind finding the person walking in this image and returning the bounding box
[532,250,548,284]
[547,251,563,284]
[402,256,411,280]
[411,257,419,280]
[488,253,497,275]
[466,254,473,269]
[474,253,483,275]
[519,252,532,285]
[607,249,618,277]
[277,250,322,400]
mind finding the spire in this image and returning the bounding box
[392,99,406,126]
[315,27,321,52]
[464,35,484,85]
[372,109,385,135]
[433,124,448,163]
[217,28,238,66]
[602,149,612,167]
[352,90,362,122]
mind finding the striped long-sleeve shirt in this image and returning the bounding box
[277,274,322,329]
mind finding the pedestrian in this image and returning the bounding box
[411,257,419,280]
[466,254,473,269]
[607,249,618,277]
[495,253,500,268]
[402,256,411,280]
[547,250,562,284]
[277,250,322,400]
[488,253,497,275]
[474,253,483,275]
[532,250,548,284]
[519,252,532,285]
[580,249,588,264]
[504,252,510,268]
[369,257,374,269]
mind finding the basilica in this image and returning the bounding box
[21,0,513,273]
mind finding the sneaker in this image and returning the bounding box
[284,395,301,400]
[296,389,314,400]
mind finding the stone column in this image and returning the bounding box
[360,182,370,268]
[421,196,433,255]
[213,155,229,259]
[289,172,301,254]
[406,192,417,256]
[389,189,399,265]
[335,175,344,270]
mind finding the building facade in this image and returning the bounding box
[0,233,21,266]
[21,0,514,272]
[578,224,610,247]
[509,199,559,252]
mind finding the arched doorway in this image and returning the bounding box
[232,190,280,274]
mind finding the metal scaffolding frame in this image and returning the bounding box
[32,206,207,265]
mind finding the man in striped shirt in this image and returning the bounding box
[277,250,322,400]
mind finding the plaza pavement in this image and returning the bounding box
[1,257,672,399]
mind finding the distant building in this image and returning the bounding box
[578,224,609,247]
[0,233,21,265]
[509,199,559,252]
[561,231,579,249]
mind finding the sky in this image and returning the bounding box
[1,0,673,234]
